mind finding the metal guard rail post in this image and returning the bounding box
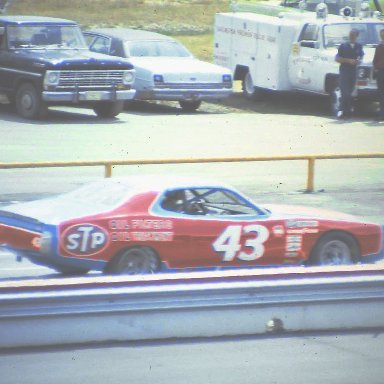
[0,153,383,192]
[0,265,384,349]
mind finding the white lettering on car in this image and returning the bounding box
[212,224,269,262]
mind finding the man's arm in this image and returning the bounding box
[335,54,359,65]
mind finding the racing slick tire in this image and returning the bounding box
[309,232,360,266]
[93,101,124,118]
[15,83,48,120]
[106,246,160,275]
[242,71,264,100]
[179,100,201,112]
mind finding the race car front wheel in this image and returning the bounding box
[106,246,160,275]
[309,232,360,266]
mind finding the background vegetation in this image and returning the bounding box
[6,0,259,61]
[6,0,384,61]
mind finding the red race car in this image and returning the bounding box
[0,175,382,275]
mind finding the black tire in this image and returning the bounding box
[106,247,160,275]
[15,83,47,120]
[309,232,360,266]
[55,266,90,276]
[93,101,124,118]
[242,71,264,100]
[179,100,201,112]
[330,83,342,117]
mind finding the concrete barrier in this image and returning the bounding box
[1,265,384,348]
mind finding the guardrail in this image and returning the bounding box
[0,153,383,192]
[1,265,384,348]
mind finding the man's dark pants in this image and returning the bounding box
[340,68,356,116]
[376,69,384,118]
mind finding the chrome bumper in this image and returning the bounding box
[42,89,136,103]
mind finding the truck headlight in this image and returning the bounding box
[44,71,60,88]
[153,74,164,84]
[122,70,135,85]
[222,74,232,88]
[40,231,52,256]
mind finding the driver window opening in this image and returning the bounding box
[161,188,261,216]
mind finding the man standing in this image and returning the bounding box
[335,29,364,119]
[373,29,384,121]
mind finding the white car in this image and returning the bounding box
[84,28,233,111]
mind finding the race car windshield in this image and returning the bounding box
[323,23,381,48]
[7,25,88,49]
[125,40,192,57]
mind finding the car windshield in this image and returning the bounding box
[323,23,382,48]
[7,24,88,49]
[161,187,265,216]
[125,40,192,58]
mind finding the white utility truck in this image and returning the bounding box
[214,2,383,115]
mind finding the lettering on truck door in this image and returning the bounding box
[289,23,320,91]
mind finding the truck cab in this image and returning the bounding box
[0,16,136,119]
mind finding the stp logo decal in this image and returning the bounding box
[61,224,109,257]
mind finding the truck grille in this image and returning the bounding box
[58,70,126,88]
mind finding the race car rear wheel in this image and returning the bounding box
[309,232,360,266]
[106,247,160,275]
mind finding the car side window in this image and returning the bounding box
[160,188,261,216]
[161,190,186,213]
[89,35,111,54]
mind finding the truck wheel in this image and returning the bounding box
[106,247,160,275]
[330,84,342,117]
[15,83,47,120]
[179,100,201,112]
[308,232,360,266]
[93,101,124,118]
[242,72,263,100]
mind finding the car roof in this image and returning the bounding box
[85,27,175,42]
[0,15,77,25]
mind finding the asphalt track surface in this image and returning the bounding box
[1,331,383,384]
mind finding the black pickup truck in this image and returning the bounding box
[0,16,136,119]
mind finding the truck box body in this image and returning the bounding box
[214,12,299,91]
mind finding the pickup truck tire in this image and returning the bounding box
[179,100,201,112]
[93,101,124,118]
[15,83,47,120]
[242,72,263,100]
[330,83,342,117]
